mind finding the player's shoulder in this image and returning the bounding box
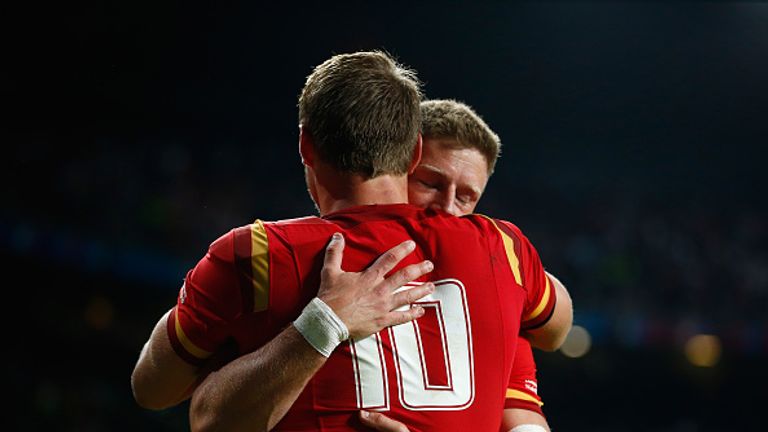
[265,215,335,238]
[269,215,326,227]
[263,215,342,252]
[462,214,539,250]
[205,216,329,261]
[201,224,252,262]
[223,215,329,235]
[461,213,522,234]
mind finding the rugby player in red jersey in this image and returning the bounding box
[359,100,560,432]
[131,51,572,431]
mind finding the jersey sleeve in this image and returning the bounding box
[492,219,557,330]
[504,336,544,415]
[167,223,266,365]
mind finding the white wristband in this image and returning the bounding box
[508,425,548,432]
[293,297,350,357]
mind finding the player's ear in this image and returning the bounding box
[407,133,423,175]
[299,125,315,168]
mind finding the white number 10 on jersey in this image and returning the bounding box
[350,279,475,411]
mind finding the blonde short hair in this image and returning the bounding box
[420,99,501,175]
[299,50,423,178]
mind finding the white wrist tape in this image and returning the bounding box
[293,297,349,357]
[508,425,548,432]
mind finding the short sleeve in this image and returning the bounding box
[493,219,557,330]
[504,336,544,415]
[167,229,244,365]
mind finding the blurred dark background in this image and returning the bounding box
[4,2,767,431]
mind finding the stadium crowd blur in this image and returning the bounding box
[5,2,766,431]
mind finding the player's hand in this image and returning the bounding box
[318,233,434,340]
[359,411,410,432]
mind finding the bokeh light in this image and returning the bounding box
[685,334,722,367]
[560,325,592,358]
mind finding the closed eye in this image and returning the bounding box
[456,192,479,208]
[418,179,437,189]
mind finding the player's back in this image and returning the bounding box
[171,203,544,431]
[259,204,527,431]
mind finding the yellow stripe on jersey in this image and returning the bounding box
[525,275,551,322]
[506,388,544,407]
[251,220,270,312]
[174,313,212,359]
[483,217,522,285]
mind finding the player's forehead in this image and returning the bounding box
[418,138,490,191]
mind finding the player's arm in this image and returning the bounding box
[501,409,550,432]
[132,228,246,411]
[524,271,572,352]
[131,309,203,410]
[491,219,572,352]
[190,324,328,432]
[189,234,434,432]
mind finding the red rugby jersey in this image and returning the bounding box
[168,204,555,431]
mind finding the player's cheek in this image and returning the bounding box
[407,187,434,209]
[459,200,478,216]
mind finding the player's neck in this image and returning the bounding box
[315,172,409,215]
